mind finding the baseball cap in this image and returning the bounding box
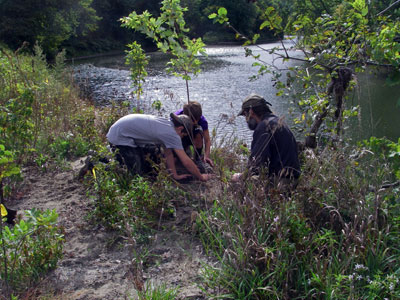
[237,93,272,116]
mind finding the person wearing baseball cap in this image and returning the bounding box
[107,113,212,182]
[233,93,301,190]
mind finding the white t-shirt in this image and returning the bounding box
[106,114,183,149]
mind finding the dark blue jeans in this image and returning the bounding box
[111,144,161,176]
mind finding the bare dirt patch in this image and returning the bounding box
[10,159,214,300]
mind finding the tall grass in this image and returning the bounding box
[196,141,400,299]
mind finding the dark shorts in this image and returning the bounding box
[110,144,161,176]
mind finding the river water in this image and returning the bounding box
[71,42,400,144]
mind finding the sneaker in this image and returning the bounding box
[195,159,213,174]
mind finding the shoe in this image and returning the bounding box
[195,159,213,174]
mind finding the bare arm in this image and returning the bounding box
[164,148,191,180]
[203,129,213,166]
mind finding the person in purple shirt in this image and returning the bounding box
[175,101,214,173]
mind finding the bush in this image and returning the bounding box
[0,45,102,165]
[90,160,186,242]
[0,209,64,296]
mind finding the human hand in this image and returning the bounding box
[200,173,214,182]
[231,173,242,182]
[204,156,214,167]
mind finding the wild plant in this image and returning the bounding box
[0,45,102,165]
[196,139,400,299]
[90,158,186,240]
[135,281,178,300]
[121,0,206,102]
[0,209,64,298]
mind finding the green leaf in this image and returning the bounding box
[361,7,368,17]
[218,7,227,16]
[260,20,271,30]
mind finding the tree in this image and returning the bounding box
[211,0,400,148]
[121,0,206,102]
[0,0,99,57]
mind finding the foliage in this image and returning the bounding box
[209,0,400,148]
[360,136,400,180]
[0,145,20,182]
[0,45,102,165]
[0,209,64,295]
[0,0,100,58]
[90,160,185,242]
[196,142,400,299]
[125,41,149,101]
[121,0,206,102]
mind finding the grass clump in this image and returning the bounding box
[135,281,178,300]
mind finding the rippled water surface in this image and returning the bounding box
[71,42,400,143]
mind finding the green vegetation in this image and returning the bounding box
[0,0,286,58]
[211,0,400,148]
[0,209,63,296]
[90,160,185,238]
[0,0,100,58]
[196,139,400,299]
[121,0,206,102]
[0,0,400,299]
[0,45,102,298]
[136,282,178,300]
[0,45,101,167]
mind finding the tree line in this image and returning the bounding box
[1,0,398,59]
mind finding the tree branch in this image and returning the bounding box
[377,0,400,16]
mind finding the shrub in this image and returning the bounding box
[0,209,64,296]
[90,160,186,242]
[0,45,102,165]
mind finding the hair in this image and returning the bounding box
[171,118,181,128]
[171,118,188,135]
[183,101,202,122]
[250,104,272,117]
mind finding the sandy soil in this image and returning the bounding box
[11,158,214,300]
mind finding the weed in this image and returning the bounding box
[136,281,178,300]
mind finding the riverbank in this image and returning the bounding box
[9,159,213,299]
[1,43,400,300]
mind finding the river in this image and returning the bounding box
[71,42,400,144]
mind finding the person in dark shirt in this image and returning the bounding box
[232,93,301,189]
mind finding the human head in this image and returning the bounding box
[170,113,193,138]
[183,101,202,123]
[238,93,272,118]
